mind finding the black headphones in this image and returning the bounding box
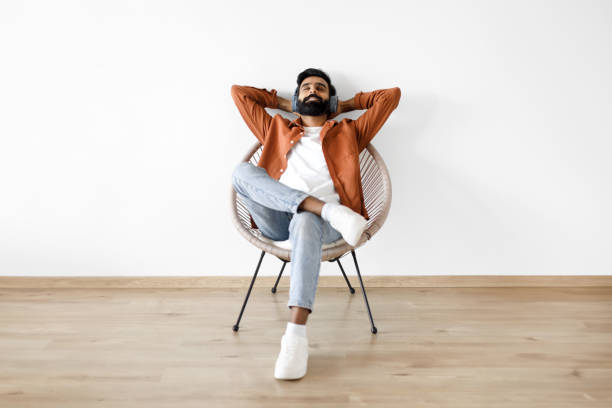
[292,84,338,114]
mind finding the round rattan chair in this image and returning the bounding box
[231,142,392,334]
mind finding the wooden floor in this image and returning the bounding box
[1,286,611,407]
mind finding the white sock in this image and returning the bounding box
[285,322,307,338]
[320,202,336,222]
[320,202,367,246]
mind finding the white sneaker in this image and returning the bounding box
[274,333,308,380]
[322,203,367,246]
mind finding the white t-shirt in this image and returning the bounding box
[278,126,340,204]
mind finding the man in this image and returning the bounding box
[231,68,400,380]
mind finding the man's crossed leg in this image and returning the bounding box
[231,162,367,380]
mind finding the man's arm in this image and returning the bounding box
[231,85,279,144]
[276,95,293,113]
[348,87,401,152]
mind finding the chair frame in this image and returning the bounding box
[230,142,392,334]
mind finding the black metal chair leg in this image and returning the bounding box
[336,258,355,294]
[233,251,265,332]
[271,261,287,293]
[351,250,378,334]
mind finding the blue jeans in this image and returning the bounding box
[232,162,342,314]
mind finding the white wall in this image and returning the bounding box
[1,0,610,276]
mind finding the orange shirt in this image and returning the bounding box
[231,84,401,222]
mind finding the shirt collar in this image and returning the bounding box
[289,116,335,129]
[288,116,304,129]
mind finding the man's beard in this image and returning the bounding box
[296,96,330,116]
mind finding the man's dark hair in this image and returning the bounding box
[296,68,337,96]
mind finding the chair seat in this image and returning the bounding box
[258,235,346,250]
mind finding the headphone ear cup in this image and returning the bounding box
[292,88,299,112]
[330,95,338,113]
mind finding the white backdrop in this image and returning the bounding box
[1,0,610,276]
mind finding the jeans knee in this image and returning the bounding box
[232,162,252,189]
[289,212,323,239]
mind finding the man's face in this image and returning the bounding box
[296,75,331,116]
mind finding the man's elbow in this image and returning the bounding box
[231,85,251,107]
[230,84,242,98]
[391,87,401,100]
[386,87,401,109]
